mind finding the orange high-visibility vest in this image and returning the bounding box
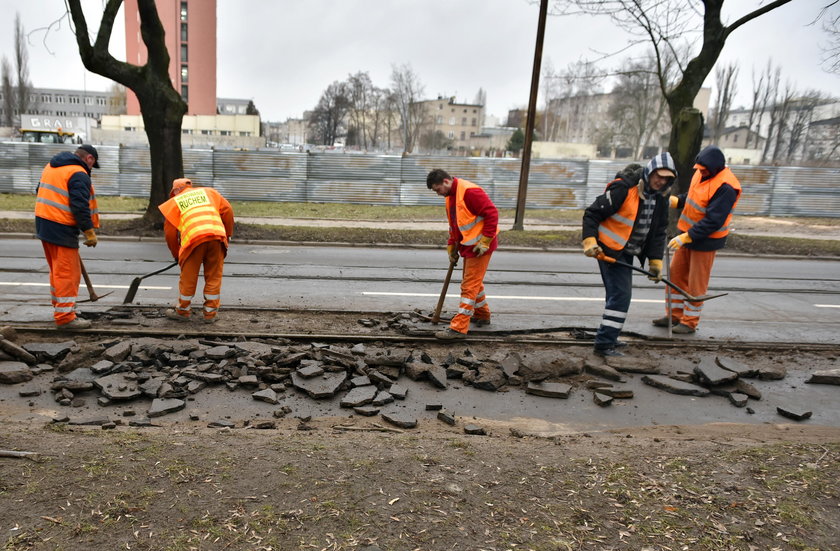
[597,182,640,251]
[35,164,100,228]
[678,167,742,238]
[445,179,499,246]
[159,187,228,257]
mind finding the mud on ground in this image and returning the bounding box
[1,310,840,550]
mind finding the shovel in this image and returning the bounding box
[596,253,728,302]
[431,258,457,324]
[78,258,114,303]
[123,261,179,304]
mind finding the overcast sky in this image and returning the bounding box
[1,0,837,122]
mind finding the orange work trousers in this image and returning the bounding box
[449,253,492,334]
[175,240,226,321]
[666,247,717,329]
[42,241,82,326]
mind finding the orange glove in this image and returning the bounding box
[83,228,98,247]
[669,196,679,208]
[668,232,692,250]
[472,235,493,257]
[446,244,459,263]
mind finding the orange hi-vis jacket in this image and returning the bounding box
[445,179,499,247]
[159,186,233,264]
[597,181,640,251]
[35,164,100,228]
[678,167,742,239]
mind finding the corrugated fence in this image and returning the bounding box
[2,142,839,217]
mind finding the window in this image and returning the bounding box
[41,94,52,102]
[69,96,80,104]
[460,131,465,140]
[55,95,65,104]
[181,65,188,83]
[449,117,455,125]
[435,115,443,124]
[84,97,93,105]
[470,132,475,137]
[239,131,249,136]
[181,44,188,62]
[181,85,188,102]
[461,117,466,125]
[733,134,739,143]
[463,109,467,113]
[438,104,443,110]
[448,131,454,139]
[220,130,231,136]
[182,129,193,134]
[471,118,476,126]
[181,23,188,42]
[96,97,106,106]
[201,129,211,135]
[180,1,187,21]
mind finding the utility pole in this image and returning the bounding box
[513,0,547,231]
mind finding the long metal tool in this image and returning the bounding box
[597,253,727,302]
[665,246,673,338]
[78,258,113,303]
[123,261,179,304]
[431,258,457,324]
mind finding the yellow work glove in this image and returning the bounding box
[446,243,459,264]
[669,195,679,208]
[472,235,493,257]
[647,259,663,282]
[582,237,603,258]
[668,232,692,250]
[83,228,98,247]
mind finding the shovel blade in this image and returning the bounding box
[123,277,143,304]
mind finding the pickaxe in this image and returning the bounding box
[78,258,113,303]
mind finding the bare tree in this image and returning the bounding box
[1,58,14,127]
[607,55,669,158]
[390,63,426,154]
[106,82,126,115]
[307,81,350,146]
[763,80,794,163]
[543,59,605,143]
[346,71,374,149]
[784,91,825,161]
[552,0,796,194]
[67,0,186,225]
[709,62,739,142]
[365,85,390,150]
[818,1,840,73]
[13,14,32,121]
[744,61,777,149]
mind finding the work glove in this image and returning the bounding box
[669,195,679,208]
[472,235,493,257]
[647,259,663,282]
[668,232,692,250]
[447,244,459,264]
[83,228,98,247]
[582,237,602,258]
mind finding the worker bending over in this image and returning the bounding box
[427,169,499,340]
[582,153,677,357]
[655,145,741,334]
[158,178,234,324]
[34,144,101,330]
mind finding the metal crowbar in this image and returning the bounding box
[596,253,728,302]
[78,258,114,303]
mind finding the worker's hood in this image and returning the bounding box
[641,152,678,196]
[49,151,89,173]
[695,146,726,178]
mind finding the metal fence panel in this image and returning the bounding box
[2,142,839,218]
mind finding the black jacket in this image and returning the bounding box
[35,152,95,249]
[582,164,669,262]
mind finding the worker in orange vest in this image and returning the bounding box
[427,169,499,340]
[34,144,101,330]
[158,178,234,324]
[582,153,677,357]
[654,145,742,334]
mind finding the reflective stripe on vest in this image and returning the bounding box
[173,188,227,251]
[597,184,640,250]
[445,179,499,246]
[678,167,741,239]
[35,163,100,228]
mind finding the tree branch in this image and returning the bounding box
[725,0,795,38]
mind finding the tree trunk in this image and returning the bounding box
[667,107,704,235]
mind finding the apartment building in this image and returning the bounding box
[124,0,217,115]
[415,96,485,152]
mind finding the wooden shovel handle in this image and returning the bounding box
[431,259,457,324]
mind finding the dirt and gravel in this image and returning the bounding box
[2,218,840,550]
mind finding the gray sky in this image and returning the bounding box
[1,0,837,122]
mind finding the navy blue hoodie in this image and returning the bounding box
[673,146,739,252]
[35,151,95,248]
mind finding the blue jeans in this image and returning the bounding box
[594,252,634,350]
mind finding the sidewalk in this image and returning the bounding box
[3,211,840,240]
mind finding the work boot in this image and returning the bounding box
[165,308,190,322]
[59,317,91,330]
[652,316,679,327]
[593,347,624,357]
[202,316,218,324]
[472,317,491,327]
[672,323,696,334]
[435,328,466,341]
